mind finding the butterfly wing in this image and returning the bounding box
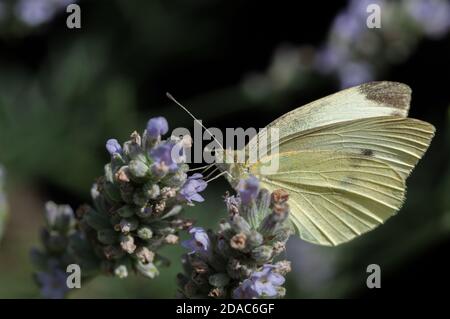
[276,117,434,179]
[247,81,412,156]
[249,117,435,246]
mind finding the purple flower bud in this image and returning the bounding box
[238,176,260,205]
[146,116,169,138]
[182,227,210,255]
[179,173,207,203]
[150,143,179,173]
[106,139,122,155]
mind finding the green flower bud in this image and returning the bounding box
[165,234,179,244]
[259,207,289,237]
[143,183,160,200]
[137,226,153,240]
[118,218,139,233]
[120,234,136,254]
[135,261,159,279]
[133,191,148,206]
[135,246,155,264]
[122,137,143,160]
[256,189,272,215]
[229,215,251,234]
[84,209,110,231]
[104,163,114,183]
[246,230,263,248]
[114,264,128,279]
[251,245,273,263]
[161,205,182,219]
[164,171,187,188]
[97,229,118,245]
[208,273,230,288]
[119,183,135,203]
[102,182,122,203]
[129,159,149,179]
[117,205,135,218]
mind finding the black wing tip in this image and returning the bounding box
[359,81,412,110]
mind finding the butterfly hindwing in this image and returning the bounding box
[251,150,406,246]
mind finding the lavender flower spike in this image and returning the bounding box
[179,173,207,203]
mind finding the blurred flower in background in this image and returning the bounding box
[16,0,75,26]
[0,0,75,27]
[406,0,450,39]
[242,0,450,100]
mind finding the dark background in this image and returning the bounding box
[0,0,449,298]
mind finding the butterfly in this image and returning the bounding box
[169,81,435,246]
[218,82,435,246]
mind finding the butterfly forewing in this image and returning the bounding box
[275,117,435,179]
[247,81,412,156]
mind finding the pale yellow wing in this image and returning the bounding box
[252,151,405,246]
[247,82,411,156]
[277,117,435,179]
[249,118,435,246]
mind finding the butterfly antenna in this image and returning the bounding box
[205,166,220,180]
[187,164,213,172]
[166,92,224,150]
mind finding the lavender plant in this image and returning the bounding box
[30,202,88,299]
[31,117,207,297]
[78,117,205,279]
[177,177,292,299]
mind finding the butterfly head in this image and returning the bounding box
[214,149,250,188]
